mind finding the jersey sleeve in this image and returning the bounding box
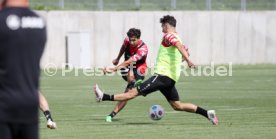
[130,44,148,62]
[163,33,180,46]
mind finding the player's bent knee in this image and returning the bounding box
[123,93,130,99]
[125,93,135,100]
[170,101,182,111]
[126,88,139,99]
[172,106,181,111]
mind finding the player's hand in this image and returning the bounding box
[112,59,119,66]
[102,67,116,74]
[187,61,196,69]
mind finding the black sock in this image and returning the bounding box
[109,111,117,118]
[43,110,54,121]
[195,107,208,119]
[102,94,114,101]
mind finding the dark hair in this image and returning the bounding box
[160,15,176,27]
[127,28,141,38]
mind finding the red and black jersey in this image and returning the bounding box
[122,37,148,74]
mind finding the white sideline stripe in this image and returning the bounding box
[219,107,254,111]
[211,81,233,84]
[253,79,274,82]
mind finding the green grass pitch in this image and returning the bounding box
[39,64,276,139]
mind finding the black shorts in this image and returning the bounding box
[137,74,180,101]
[0,122,38,139]
[120,68,145,82]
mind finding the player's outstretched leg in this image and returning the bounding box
[94,84,138,102]
[169,101,218,125]
[105,80,139,122]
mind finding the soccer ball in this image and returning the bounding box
[149,105,165,120]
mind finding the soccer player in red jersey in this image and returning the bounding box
[103,28,148,122]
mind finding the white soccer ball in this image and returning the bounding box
[149,105,165,120]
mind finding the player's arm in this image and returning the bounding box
[105,46,147,73]
[175,41,196,68]
[113,44,126,65]
[113,37,129,65]
[115,58,134,71]
[104,58,134,73]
